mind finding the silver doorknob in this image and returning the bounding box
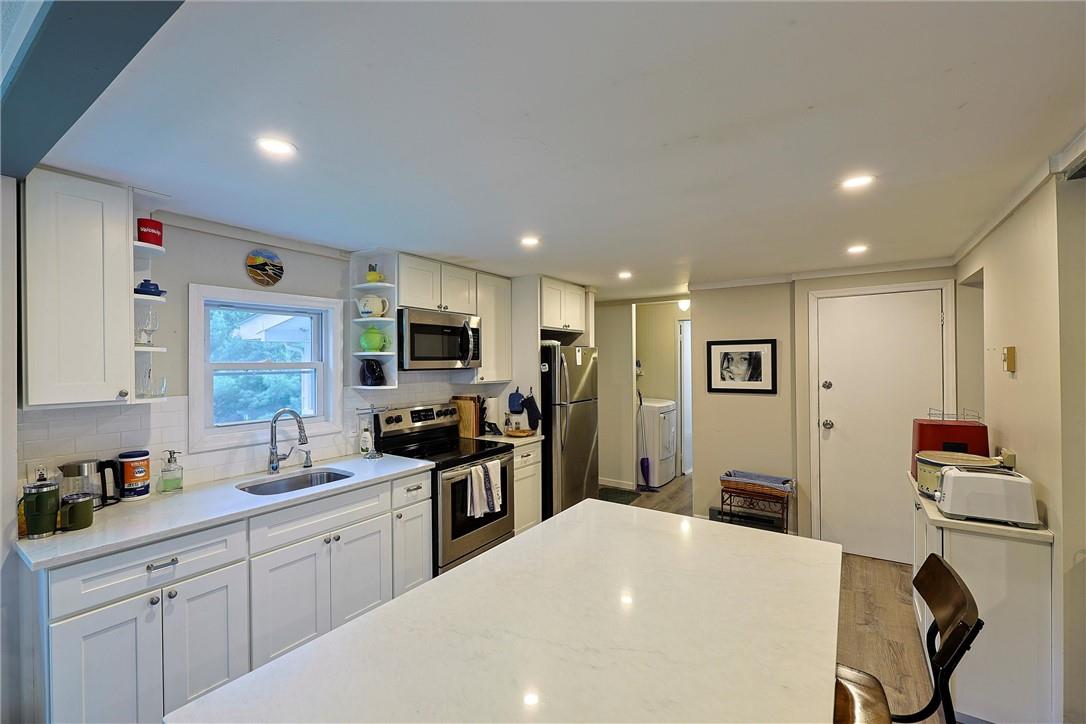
[167,590,178,599]
[149,595,160,606]
[821,380,833,390]
[822,419,835,430]
[118,389,129,398]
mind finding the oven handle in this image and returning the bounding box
[441,453,513,481]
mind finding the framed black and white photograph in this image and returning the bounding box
[706,339,777,394]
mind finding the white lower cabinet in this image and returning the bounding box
[514,443,542,534]
[331,514,393,627]
[50,590,165,724]
[50,561,250,722]
[162,562,250,713]
[250,534,333,667]
[393,500,433,596]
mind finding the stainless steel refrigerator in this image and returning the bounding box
[540,342,599,519]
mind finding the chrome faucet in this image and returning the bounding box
[268,408,309,473]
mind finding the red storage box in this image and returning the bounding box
[136,218,163,246]
[911,419,989,478]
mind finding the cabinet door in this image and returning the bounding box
[330,514,393,628]
[393,500,433,597]
[162,561,250,713]
[23,168,133,405]
[250,535,331,668]
[50,590,164,723]
[398,254,442,310]
[563,283,586,332]
[540,277,566,329]
[514,463,542,534]
[475,273,512,383]
[441,264,477,315]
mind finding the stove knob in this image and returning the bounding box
[394,415,404,423]
[385,416,395,425]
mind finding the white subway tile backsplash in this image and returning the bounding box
[23,438,75,460]
[16,422,50,441]
[96,415,145,434]
[121,429,161,447]
[75,432,122,453]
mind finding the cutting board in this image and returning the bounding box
[452,396,478,438]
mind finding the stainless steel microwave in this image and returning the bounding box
[398,308,481,370]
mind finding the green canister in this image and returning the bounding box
[22,478,60,539]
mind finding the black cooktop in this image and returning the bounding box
[379,436,513,471]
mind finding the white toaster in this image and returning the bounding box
[935,466,1041,528]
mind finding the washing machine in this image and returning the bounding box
[640,397,677,488]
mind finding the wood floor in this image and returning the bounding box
[629,473,693,515]
[626,483,936,720]
[837,553,938,721]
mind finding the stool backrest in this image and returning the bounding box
[914,553,980,669]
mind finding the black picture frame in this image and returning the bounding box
[706,339,778,394]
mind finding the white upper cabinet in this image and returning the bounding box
[398,254,477,314]
[23,168,134,406]
[540,277,586,332]
[440,264,477,315]
[398,254,443,310]
[474,273,512,383]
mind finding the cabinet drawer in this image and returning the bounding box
[49,521,247,621]
[249,483,391,555]
[392,472,431,508]
[514,443,542,470]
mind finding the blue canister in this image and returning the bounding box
[117,450,151,501]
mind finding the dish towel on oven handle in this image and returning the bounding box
[467,460,503,518]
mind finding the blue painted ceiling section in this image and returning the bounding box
[1,0,182,178]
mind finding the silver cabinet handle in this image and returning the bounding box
[396,512,403,519]
[520,453,532,458]
[324,537,332,544]
[821,419,835,430]
[118,389,129,398]
[914,502,921,511]
[167,590,178,599]
[405,484,423,492]
[149,595,160,606]
[147,557,179,572]
[333,534,341,541]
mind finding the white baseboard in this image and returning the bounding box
[600,477,637,491]
[694,512,710,520]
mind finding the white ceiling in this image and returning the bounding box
[44,1,1084,299]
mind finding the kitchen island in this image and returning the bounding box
[168,499,842,723]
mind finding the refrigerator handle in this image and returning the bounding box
[560,352,570,403]
[561,405,571,450]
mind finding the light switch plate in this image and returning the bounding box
[1002,346,1017,373]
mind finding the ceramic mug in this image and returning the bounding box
[359,327,391,352]
[365,270,385,282]
[59,493,95,531]
[354,295,390,317]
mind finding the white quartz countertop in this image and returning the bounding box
[167,499,843,723]
[474,433,544,447]
[907,472,1053,544]
[16,454,433,571]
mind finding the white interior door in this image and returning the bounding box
[817,289,945,563]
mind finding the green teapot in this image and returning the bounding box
[359,327,391,353]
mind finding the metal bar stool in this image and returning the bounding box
[834,553,985,724]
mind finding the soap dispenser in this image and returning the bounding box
[159,450,183,494]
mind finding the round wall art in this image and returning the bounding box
[246,248,284,287]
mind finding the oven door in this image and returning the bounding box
[399,308,481,370]
[438,454,514,569]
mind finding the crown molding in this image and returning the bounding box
[151,211,351,262]
[687,257,954,292]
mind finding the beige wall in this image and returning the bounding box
[956,279,985,416]
[635,301,689,401]
[597,303,638,487]
[690,284,795,518]
[792,266,958,536]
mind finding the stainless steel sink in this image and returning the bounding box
[238,469,352,496]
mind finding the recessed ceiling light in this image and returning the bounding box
[618,271,632,280]
[841,174,875,190]
[523,692,540,707]
[520,236,539,247]
[847,244,869,254]
[256,136,297,157]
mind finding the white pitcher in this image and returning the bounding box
[355,295,390,317]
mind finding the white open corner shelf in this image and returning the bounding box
[352,351,395,358]
[134,346,168,353]
[352,317,395,323]
[350,384,397,390]
[133,240,165,258]
[351,281,395,291]
[133,293,166,304]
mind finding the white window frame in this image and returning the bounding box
[189,284,343,453]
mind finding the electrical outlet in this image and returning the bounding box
[1002,346,1017,373]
